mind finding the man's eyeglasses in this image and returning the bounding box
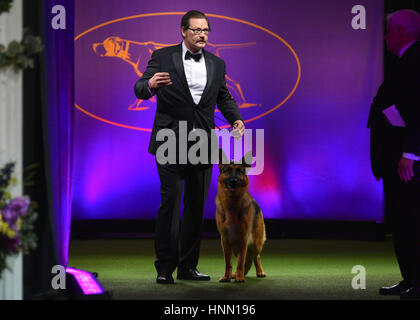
[187,28,210,35]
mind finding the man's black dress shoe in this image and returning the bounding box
[379,281,411,296]
[156,273,174,284]
[177,268,210,281]
[400,287,420,300]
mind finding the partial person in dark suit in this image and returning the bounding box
[134,10,244,284]
[368,9,420,299]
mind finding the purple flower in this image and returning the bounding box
[1,196,30,223]
[8,196,30,216]
[1,206,19,222]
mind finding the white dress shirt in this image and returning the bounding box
[182,41,207,105]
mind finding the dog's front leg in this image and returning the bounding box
[219,234,233,282]
[235,235,249,282]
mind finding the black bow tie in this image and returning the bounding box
[185,51,202,62]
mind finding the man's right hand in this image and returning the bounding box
[149,72,172,89]
[398,157,415,183]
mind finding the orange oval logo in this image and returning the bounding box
[75,12,301,132]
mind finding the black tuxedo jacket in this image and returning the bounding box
[368,41,420,178]
[134,43,243,156]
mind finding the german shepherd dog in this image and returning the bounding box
[216,150,266,282]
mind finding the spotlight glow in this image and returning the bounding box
[66,267,105,295]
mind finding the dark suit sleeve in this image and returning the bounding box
[216,61,243,126]
[402,61,420,156]
[134,50,160,100]
[367,78,396,128]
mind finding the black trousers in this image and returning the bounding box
[382,161,420,286]
[154,160,213,274]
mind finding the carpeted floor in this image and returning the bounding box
[68,237,402,300]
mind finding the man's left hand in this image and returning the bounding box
[233,120,245,137]
[398,157,415,183]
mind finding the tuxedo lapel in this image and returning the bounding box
[170,44,215,105]
[171,44,194,104]
[201,49,214,103]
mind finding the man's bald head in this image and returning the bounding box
[387,10,420,39]
[385,9,420,56]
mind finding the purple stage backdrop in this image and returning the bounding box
[73,0,384,221]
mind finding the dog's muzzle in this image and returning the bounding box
[225,178,242,190]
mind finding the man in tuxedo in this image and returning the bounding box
[134,10,244,284]
[368,9,420,299]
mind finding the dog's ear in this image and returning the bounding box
[218,148,230,168]
[241,150,253,168]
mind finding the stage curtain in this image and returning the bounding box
[41,0,75,268]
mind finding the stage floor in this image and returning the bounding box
[68,237,401,300]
